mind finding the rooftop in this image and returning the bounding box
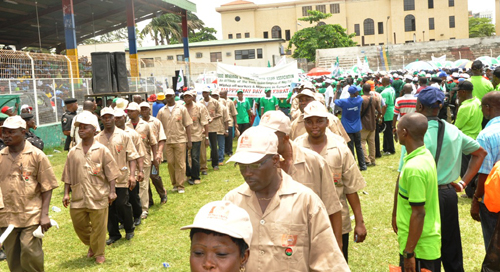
[221,0,255,6]
[131,38,285,52]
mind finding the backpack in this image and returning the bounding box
[484,161,500,213]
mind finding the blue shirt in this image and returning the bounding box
[152,102,165,117]
[477,116,500,175]
[334,96,363,133]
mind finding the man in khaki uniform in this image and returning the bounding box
[183,91,209,185]
[295,101,367,263]
[139,102,167,206]
[156,89,193,194]
[0,116,58,271]
[220,90,237,156]
[125,102,157,219]
[198,101,211,175]
[201,88,223,170]
[62,111,119,264]
[290,89,350,142]
[114,108,146,226]
[223,126,349,271]
[259,110,344,248]
[96,107,140,244]
[211,90,229,165]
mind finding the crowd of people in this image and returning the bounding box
[0,58,500,271]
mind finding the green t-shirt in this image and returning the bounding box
[278,92,292,108]
[392,79,404,97]
[454,97,483,139]
[260,96,278,115]
[380,86,396,121]
[397,146,441,260]
[376,86,385,93]
[235,98,251,124]
[470,76,494,100]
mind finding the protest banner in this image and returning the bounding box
[217,61,298,98]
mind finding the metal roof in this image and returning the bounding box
[131,38,286,52]
[0,0,196,50]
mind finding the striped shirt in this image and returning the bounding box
[477,116,500,175]
[394,94,417,117]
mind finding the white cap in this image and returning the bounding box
[180,201,253,247]
[296,89,316,99]
[126,102,140,111]
[165,89,175,96]
[100,107,114,116]
[139,102,150,108]
[113,108,126,117]
[74,111,99,129]
[259,110,291,135]
[301,81,315,90]
[227,126,278,164]
[404,75,413,80]
[115,98,129,110]
[211,89,220,96]
[2,115,26,129]
[304,100,329,119]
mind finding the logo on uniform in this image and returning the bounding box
[115,144,124,153]
[281,234,298,247]
[21,169,32,182]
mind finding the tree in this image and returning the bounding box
[169,27,217,44]
[288,10,356,62]
[80,28,142,46]
[469,17,495,38]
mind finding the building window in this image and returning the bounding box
[263,31,268,38]
[318,21,326,26]
[196,53,203,58]
[449,16,455,28]
[176,55,184,61]
[330,3,340,14]
[167,55,174,60]
[245,32,250,38]
[450,37,455,39]
[271,26,282,39]
[302,6,312,16]
[404,0,415,11]
[235,49,256,60]
[257,49,263,59]
[228,34,233,39]
[226,52,231,57]
[236,33,242,39]
[235,16,241,22]
[285,30,291,41]
[449,0,454,7]
[378,22,384,34]
[140,58,154,68]
[428,0,434,9]
[354,24,360,36]
[429,18,435,30]
[404,15,416,32]
[316,5,326,13]
[210,52,222,62]
[430,39,435,41]
[364,19,375,35]
[286,49,292,55]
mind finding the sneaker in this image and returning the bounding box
[141,211,148,219]
[134,218,141,226]
[213,166,219,171]
[125,232,134,240]
[178,188,185,194]
[201,171,208,175]
[194,179,201,185]
[171,187,178,192]
[187,179,195,185]
[383,152,393,156]
[160,195,168,204]
[95,256,105,264]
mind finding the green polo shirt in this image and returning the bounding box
[392,79,404,97]
[455,97,483,139]
[235,98,251,124]
[259,96,278,115]
[397,145,441,260]
[380,86,396,121]
[470,76,494,100]
[278,92,292,108]
[398,119,480,185]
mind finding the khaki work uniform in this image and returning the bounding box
[0,141,58,272]
[124,126,147,219]
[216,102,229,135]
[143,116,167,204]
[223,171,349,272]
[185,102,209,180]
[295,132,366,235]
[287,141,342,216]
[157,103,193,189]
[95,128,140,237]
[221,98,237,127]
[204,97,222,133]
[199,104,210,172]
[290,96,300,121]
[126,119,157,212]
[62,140,119,258]
[290,113,350,142]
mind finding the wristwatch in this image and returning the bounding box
[403,250,414,259]
[205,136,209,140]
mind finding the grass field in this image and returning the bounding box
[0,142,486,271]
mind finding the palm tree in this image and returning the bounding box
[141,11,206,45]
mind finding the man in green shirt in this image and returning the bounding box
[455,81,483,139]
[380,77,396,154]
[470,60,494,101]
[392,74,404,98]
[394,112,441,272]
[235,90,253,135]
[259,88,279,117]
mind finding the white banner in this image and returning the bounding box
[217,61,298,98]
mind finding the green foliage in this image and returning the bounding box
[288,11,356,62]
[169,27,217,44]
[469,17,495,38]
[80,28,142,46]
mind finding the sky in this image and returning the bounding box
[137,0,495,45]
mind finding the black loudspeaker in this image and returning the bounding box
[91,52,114,93]
[114,52,129,92]
[172,76,178,91]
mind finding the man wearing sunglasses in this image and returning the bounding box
[223,126,348,271]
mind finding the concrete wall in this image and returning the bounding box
[316,36,500,70]
[33,123,65,150]
[77,42,126,59]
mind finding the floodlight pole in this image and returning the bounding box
[126,0,139,85]
[181,9,191,87]
[62,0,80,82]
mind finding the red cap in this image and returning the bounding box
[147,94,157,102]
[1,106,11,114]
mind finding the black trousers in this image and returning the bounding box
[461,154,478,198]
[399,255,441,272]
[347,132,366,169]
[225,127,234,155]
[108,188,134,239]
[375,123,382,157]
[382,121,395,153]
[128,184,142,220]
[238,123,251,136]
[342,233,349,263]
[439,187,465,272]
[148,171,166,206]
[64,136,71,151]
[208,132,218,167]
[186,141,201,180]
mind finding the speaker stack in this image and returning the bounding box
[91,52,130,94]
